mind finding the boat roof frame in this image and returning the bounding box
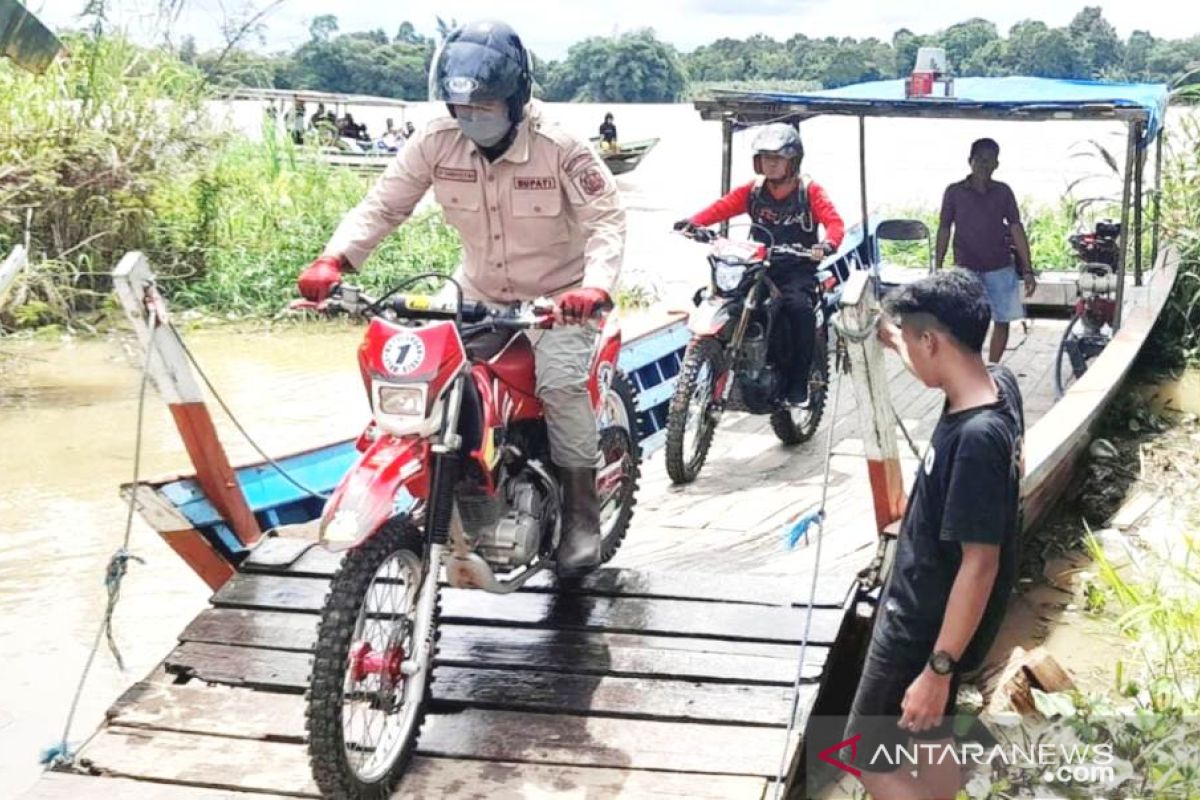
[693,94,1153,126]
[693,87,1166,329]
[227,86,408,110]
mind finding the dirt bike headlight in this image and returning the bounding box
[378,385,425,416]
[714,262,747,292]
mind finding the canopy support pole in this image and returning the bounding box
[1150,127,1164,274]
[858,116,869,238]
[1134,123,1145,287]
[720,116,733,238]
[1114,122,1137,330]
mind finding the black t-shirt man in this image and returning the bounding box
[874,363,1023,671]
[845,363,1023,773]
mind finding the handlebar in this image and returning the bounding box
[291,285,554,328]
[290,285,610,333]
[675,225,825,263]
[676,224,717,244]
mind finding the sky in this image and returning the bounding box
[33,0,1200,60]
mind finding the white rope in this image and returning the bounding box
[44,306,157,768]
[772,347,847,798]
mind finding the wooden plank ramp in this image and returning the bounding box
[47,552,850,798]
[29,315,1091,799]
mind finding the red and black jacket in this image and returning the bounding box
[689,178,845,255]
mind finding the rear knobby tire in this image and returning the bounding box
[665,338,723,484]
[307,521,438,799]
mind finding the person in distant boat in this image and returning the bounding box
[845,268,1023,800]
[337,113,369,142]
[286,98,306,144]
[310,103,328,129]
[598,113,617,152]
[380,118,401,150]
[296,19,625,576]
[673,122,844,406]
[936,138,1037,363]
[310,103,338,144]
[404,121,415,138]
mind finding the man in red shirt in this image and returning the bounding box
[675,123,844,405]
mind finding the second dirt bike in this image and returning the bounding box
[297,282,641,798]
[665,226,847,485]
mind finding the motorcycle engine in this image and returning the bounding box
[457,470,550,570]
[736,366,782,414]
[729,320,781,413]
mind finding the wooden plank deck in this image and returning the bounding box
[30,322,1070,799]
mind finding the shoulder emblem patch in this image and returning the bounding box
[577,166,610,197]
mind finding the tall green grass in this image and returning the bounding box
[875,198,1080,270]
[0,32,459,330]
[0,32,216,328]
[156,133,460,314]
[1153,107,1200,366]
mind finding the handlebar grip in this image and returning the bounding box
[388,294,489,322]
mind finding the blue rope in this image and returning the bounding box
[103,548,146,671]
[783,508,825,550]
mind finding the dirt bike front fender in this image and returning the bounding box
[318,435,429,551]
[688,298,734,337]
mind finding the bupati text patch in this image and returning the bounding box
[514,176,557,190]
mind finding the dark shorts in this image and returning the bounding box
[843,645,961,774]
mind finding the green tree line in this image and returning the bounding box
[175,6,1200,103]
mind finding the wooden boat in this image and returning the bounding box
[228,87,408,172]
[590,137,660,175]
[30,78,1177,799]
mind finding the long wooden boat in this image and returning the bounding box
[27,77,1178,799]
[590,137,660,175]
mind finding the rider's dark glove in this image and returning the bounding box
[673,218,694,232]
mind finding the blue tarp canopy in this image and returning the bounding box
[703,77,1170,149]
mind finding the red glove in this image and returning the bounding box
[558,287,612,323]
[298,255,344,302]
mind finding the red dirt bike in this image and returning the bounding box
[296,281,641,798]
[1055,220,1121,397]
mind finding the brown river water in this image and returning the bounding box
[0,102,1189,796]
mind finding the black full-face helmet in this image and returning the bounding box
[428,20,532,125]
[751,122,804,176]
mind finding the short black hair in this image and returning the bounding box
[884,269,992,352]
[970,138,1000,160]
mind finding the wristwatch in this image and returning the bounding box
[928,650,957,676]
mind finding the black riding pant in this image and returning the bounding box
[768,265,816,397]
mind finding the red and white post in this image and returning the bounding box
[113,252,260,587]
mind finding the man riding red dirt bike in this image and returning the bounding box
[666,122,845,484]
[293,20,636,798]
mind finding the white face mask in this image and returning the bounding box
[455,106,511,147]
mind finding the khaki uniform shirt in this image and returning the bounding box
[324,101,625,304]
